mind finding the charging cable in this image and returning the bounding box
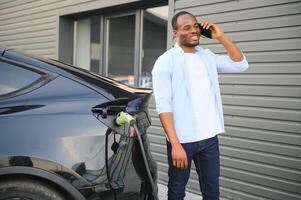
[115,112,158,200]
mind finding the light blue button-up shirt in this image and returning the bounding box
[152,43,249,143]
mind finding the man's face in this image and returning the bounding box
[173,14,201,47]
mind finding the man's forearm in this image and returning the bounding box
[159,112,188,169]
[218,34,243,61]
[159,112,181,147]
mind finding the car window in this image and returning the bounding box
[0,61,41,95]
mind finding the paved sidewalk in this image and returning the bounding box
[157,183,200,200]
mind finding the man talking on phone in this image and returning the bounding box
[152,11,249,200]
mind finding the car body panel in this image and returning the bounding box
[0,50,156,200]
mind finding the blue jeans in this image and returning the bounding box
[166,136,220,200]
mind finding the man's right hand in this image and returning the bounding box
[171,143,188,169]
[158,113,188,169]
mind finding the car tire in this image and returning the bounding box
[0,177,66,200]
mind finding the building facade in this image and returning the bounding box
[1,0,301,199]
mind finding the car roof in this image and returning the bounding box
[1,49,152,101]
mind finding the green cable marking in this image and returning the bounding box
[115,111,136,126]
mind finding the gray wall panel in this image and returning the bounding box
[176,1,301,18]
[242,63,301,74]
[0,16,55,31]
[0,0,140,57]
[175,0,231,9]
[219,74,301,85]
[147,0,301,199]
[245,51,301,62]
[224,116,301,134]
[220,85,301,97]
[0,0,62,17]
[222,95,301,109]
[0,0,63,57]
[0,0,36,10]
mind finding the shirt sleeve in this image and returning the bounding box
[208,49,249,73]
[151,55,173,114]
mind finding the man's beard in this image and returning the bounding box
[184,42,199,47]
[181,38,199,47]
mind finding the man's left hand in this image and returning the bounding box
[200,21,225,39]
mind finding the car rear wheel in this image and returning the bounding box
[0,178,66,200]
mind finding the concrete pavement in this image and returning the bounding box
[157,183,201,200]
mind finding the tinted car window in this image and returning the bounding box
[0,61,41,95]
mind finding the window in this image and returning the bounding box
[141,6,168,88]
[74,16,101,73]
[0,61,41,96]
[69,5,168,87]
[105,14,136,86]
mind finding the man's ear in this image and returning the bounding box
[173,29,177,38]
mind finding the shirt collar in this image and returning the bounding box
[174,43,204,55]
[174,43,184,54]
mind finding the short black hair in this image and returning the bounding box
[171,11,194,30]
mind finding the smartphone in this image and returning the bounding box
[198,23,212,39]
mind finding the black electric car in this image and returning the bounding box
[0,48,158,200]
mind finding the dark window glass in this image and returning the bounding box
[107,15,135,86]
[90,16,101,74]
[141,6,168,88]
[0,61,41,95]
[74,16,101,73]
